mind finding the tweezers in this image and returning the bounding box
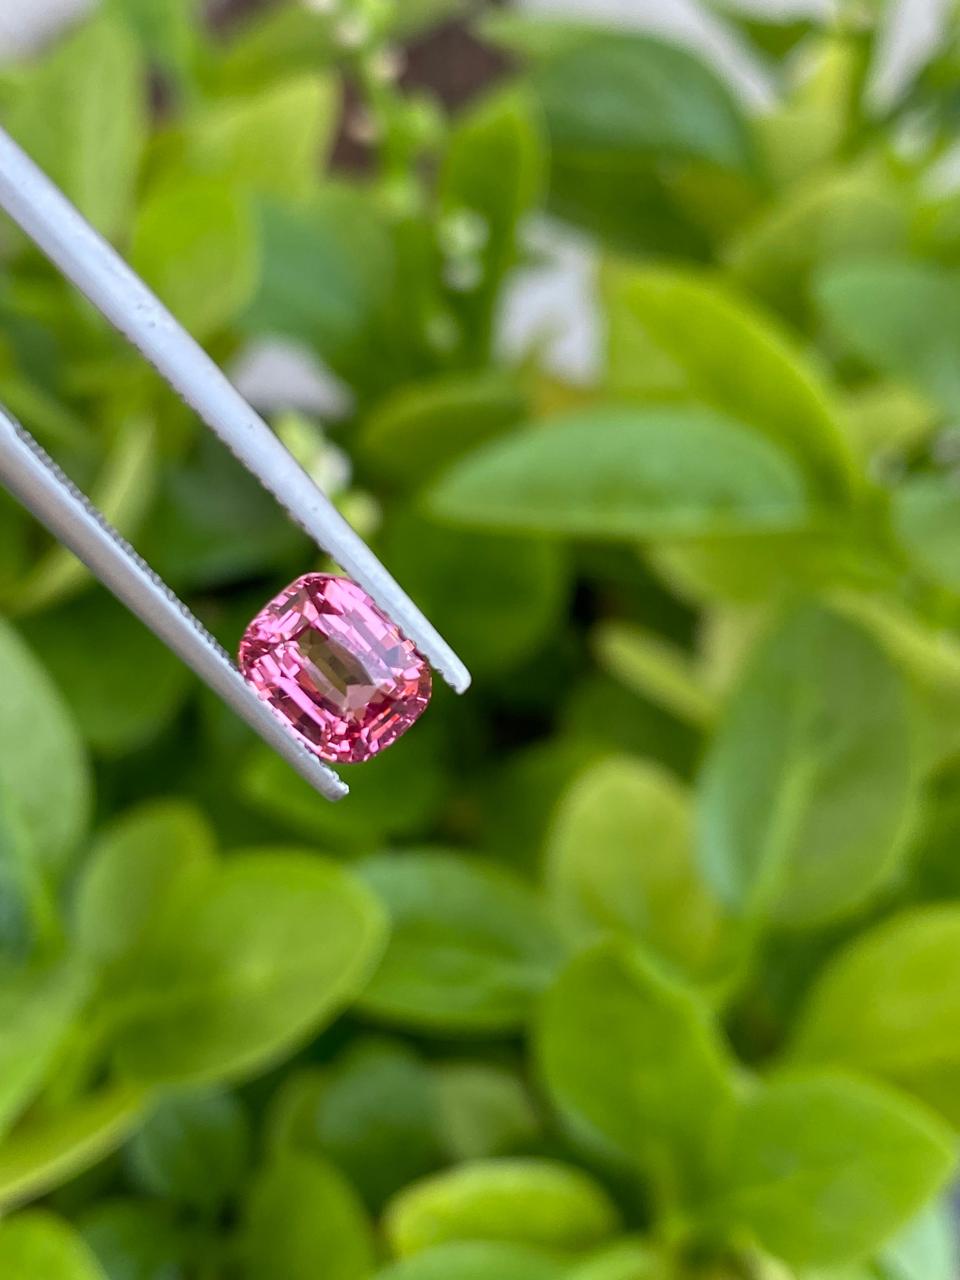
[0,126,471,802]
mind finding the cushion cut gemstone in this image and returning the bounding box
[238,573,432,764]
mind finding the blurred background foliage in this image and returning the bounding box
[2,0,960,1276]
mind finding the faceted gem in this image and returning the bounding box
[238,573,432,764]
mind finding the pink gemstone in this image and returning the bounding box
[238,573,432,764]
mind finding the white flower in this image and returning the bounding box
[0,0,93,61]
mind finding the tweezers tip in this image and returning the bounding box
[328,775,350,801]
[443,657,472,695]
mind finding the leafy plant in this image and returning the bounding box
[0,0,959,1277]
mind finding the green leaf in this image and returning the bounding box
[649,524,879,607]
[0,495,26,597]
[515,27,756,247]
[482,18,752,250]
[0,1212,107,1280]
[185,74,339,200]
[711,1072,955,1269]
[567,1241,666,1280]
[270,1039,445,1209]
[532,31,756,173]
[436,1063,539,1164]
[105,0,198,85]
[22,590,189,756]
[0,620,91,879]
[241,721,446,853]
[211,5,338,91]
[479,739,605,875]
[791,906,960,1081]
[815,259,960,417]
[562,164,712,258]
[4,17,146,240]
[359,371,527,486]
[877,1199,958,1280]
[891,474,960,592]
[841,382,937,461]
[375,1241,565,1280]
[142,434,308,591]
[245,187,394,373]
[79,1200,188,1280]
[537,941,737,1200]
[103,853,387,1086]
[0,1085,145,1211]
[728,168,909,319]
[382,511,568,678]
[593,622,716,727]
[0,966,87,1140]
[479,13,598,61]
[546,758,726,977]
[128,1087,250,1211]
[131,177,258,340]
[428,406,809,541]
[831,590,960,773]
[705,1,822,60]
[358,851,566,1034]
[439,88,546,351]
[0,787,46,964]
[752,38,863,185]
[698,603,917,927]
[243,1151,376,1280]
[385,1159,620,1257]
[73,800,216,967]
[391,0,468,36]
[603,267,856,494]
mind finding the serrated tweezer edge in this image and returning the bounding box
[0,406,349,801]
[0,126,472,802]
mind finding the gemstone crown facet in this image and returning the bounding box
[238,573,432,764]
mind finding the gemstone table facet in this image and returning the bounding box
[239,574,432,764]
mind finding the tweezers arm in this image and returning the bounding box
[0,125,470,695]
[0,407,348,801]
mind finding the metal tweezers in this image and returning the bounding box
[0,126,471,801]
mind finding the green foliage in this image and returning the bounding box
[439,89,546,353]
[21,591,189,756]
[383,511,568,677]
[386,1158,619,1257]
[0,966,87,1139]
[603,266,855,493]
[891,475,960,592]
[0,1212,107,1280]
[0,620,91,879]
[269,1040,444,1207]
[359,370,527,485]
[127,1087,251,1211]
[711,1073,954,1268]
[4,17,146,240]
[101,852,386,1086]
[79,1199,189,1280]
[538,942,738,1203]
[545,758,726,976]
[377,1240,565,1280]
[698,603,917,926]
[791,906,960,1090]
[2,1,960,1276]
[130,177,259,339]
[815,260,960,419]
[429,406,809,539]
[242,1150,376,1280]
[185,74,339,200]
[0,1085,145,1211]
[358,851,565,1032]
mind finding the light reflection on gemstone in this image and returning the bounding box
[238,574,432,764]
